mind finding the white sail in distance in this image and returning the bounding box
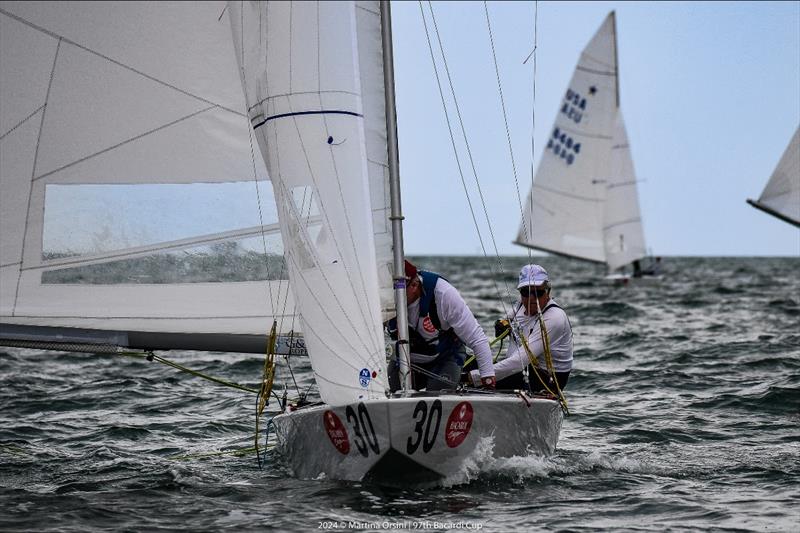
[747,126,800,227]
[229,1,387,406]
[604,110,647,271]
[516,12,649,270]
[0,1,300,352]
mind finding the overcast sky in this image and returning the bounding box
[390,1,800,257]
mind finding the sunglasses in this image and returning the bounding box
[519,286,544,298]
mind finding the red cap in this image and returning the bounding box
[404,260,418,280]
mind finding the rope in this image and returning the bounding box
[255,321,279,467]
[515,300,569,415]
[461,328,510,368]
[116,350,259,394]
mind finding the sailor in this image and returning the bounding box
[387,260,496,391]
[472,264,573,393]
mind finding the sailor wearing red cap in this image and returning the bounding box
[387,260,496,390]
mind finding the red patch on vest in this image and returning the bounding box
[445,401,474,448]
[323,410,350,455]
[422,316,436,333]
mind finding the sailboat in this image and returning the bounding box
[514,12,658,283]
[747,126,800,227]
[0,0,564,485]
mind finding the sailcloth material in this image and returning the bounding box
[748,126,800,227]
[604,111,647,271]
[229,1,387,405]
[515,12,648,270]
[0,1,301,350]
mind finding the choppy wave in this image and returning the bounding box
[1,256,799,532]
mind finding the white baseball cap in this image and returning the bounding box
[517,264,549,288]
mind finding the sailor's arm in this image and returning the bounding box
[436,283,495,384]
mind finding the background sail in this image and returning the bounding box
[515,12,619,264]
[747,126,800,227]
[229,1,387,405]
[604,111,647,271]
[0,1,298,352]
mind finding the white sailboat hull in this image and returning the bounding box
[272,393,563,485]
[603,273,664,286]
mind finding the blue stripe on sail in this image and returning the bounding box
[252,110,363,130]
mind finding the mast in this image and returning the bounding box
[380,0,412,392]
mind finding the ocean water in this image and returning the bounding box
[1,256,798,532]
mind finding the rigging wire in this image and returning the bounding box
[527,1,539,259]
[483,0,526,267]
[419,1,513,316]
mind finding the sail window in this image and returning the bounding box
[40,182,286,284]
[42,182,278,258]
[41,235,285,284]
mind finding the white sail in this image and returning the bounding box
[229,1,387,405]
[515,12,651,272]
[604,110,647,271]
[748,126,800,227]
[0,1,298,352]
[515,12,620,264]
[355,2,395,318]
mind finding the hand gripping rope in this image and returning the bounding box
[517,310,569,415]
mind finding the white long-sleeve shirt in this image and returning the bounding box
[408,277,495,378]
[471,298,572,384]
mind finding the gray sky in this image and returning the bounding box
[392,1,800,257]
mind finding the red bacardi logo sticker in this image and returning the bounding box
[422,316,436,333]
[323,410,350,455]
[445,401,473,448]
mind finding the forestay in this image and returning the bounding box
[0,1,299,352]
[228,1,388,406]
[747,126,800,227]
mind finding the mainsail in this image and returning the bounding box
[747,126,800,227]
[515,12,648,271]
[229,1,388,405]
[0,1,296,352]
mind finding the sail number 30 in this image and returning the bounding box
[345,403,379,457]
[406,400,442,454]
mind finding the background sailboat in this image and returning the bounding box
[747,126,800,227]
[514,12,654,280]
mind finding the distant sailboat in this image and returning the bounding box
[747,126,800,227]
[515,12,655,280]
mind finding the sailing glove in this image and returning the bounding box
[494,319,511,338]
[468,370,496,389]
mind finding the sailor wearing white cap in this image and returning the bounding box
[470,264,573,393]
